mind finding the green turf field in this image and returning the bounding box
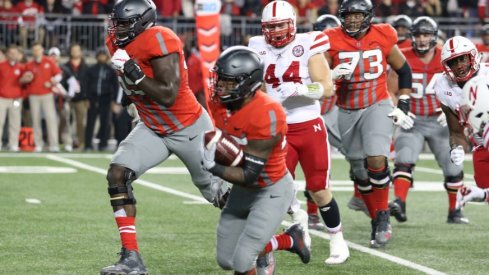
[1,152,487,274]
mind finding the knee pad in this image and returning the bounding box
[367,158,391,189]
[444,172,464,192]
[355,178,372,194]
[393,163,415,186]
[350,159,368,181]
[107,165,137,207]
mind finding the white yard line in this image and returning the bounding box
[46,154,447,275]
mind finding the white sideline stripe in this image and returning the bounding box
[46,154,446,275]
[415,166,474,178]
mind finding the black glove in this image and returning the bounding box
[397,94,410,114]
[123,59,145,84]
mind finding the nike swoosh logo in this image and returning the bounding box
[270,195,280,199]
[189,135,198,141]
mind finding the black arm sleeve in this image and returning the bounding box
[242,152,266,186]
[395,61,412,90]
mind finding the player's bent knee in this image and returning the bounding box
[350,159,368,181]
[393,163,414,186]
[232,252,256,274]
[106,165,137,206]
[216,253,233,271]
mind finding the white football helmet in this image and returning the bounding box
[441,36,481,82]
[261,0,296,48]
[461,75,489,134]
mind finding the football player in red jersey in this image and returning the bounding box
[313,14,370,222]
[101,1,229,274]
[323,0,413,248]
[203,46,309,275]
[387,17,466,224]
[249,0,350,265]
[391,14,413,50]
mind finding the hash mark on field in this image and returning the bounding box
[46,154,447,275]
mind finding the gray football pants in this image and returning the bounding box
[216,173,294,273]
[394,115,462,177]
[111,110,219,202]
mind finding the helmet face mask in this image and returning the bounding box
[411,16,437,55]
[108,0,156,47]
[261,1,296,48]
[441,36,481,83]
[211,46,264,111]
[338,0,374,37]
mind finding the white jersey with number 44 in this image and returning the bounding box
[248,32,330,124]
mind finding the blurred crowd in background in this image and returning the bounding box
[2,0,489,153]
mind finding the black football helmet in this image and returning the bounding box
[411,16,438,55]
[108,0,157,47]
[338,0,374,37]
[391,14,412,42]
[313,14,341,31]
[211,46,264,111]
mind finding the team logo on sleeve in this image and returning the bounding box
[292,45,304,57]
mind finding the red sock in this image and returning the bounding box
[447,190,458,211]
[306,200,318,215]
[354,184,362,199]
[368,166,390,211]
[373,186,390,211]
[360,192,377,219]
[394,178,411,202]
[116,216,139,252]
[263,234,292,253]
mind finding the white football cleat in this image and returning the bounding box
[325,231,350,265]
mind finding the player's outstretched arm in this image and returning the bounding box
[387,45,412,99]
[203,135,281,187]
[442,104,469,151]
[309,53,334,98]
[134,53,181,107]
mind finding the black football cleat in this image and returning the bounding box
[100,248,148,275]
[285,223,311,264]
[389,197,407,223]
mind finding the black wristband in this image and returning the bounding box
[397,97,410,114]
[209,163,225,178]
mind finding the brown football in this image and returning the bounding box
[204,129,244,167]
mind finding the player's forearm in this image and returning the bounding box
[210,164,247,186]
[450,133,469,151]
[138,77,178,107]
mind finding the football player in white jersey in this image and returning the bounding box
[456,76,489,207]
[248,0,350,268]
[435,36,489,221]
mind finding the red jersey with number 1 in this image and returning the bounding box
[324,24,397,110]
[106,26,202,136]
[402,46,443,116]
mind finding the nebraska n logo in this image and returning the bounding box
[469,85,478,106]
[313,123,322,132]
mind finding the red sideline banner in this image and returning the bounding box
[195,0,221,111]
